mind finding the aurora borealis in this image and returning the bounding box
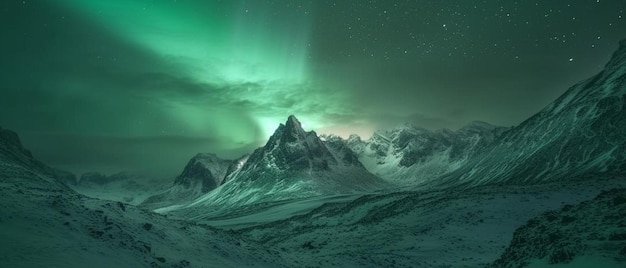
[1,0,625,176]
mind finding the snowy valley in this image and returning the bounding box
[2,40,626,267]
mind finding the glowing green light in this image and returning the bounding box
[56,0,362,143]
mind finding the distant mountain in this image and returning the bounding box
[0,126,285,267]
[491,188,626,267]
[162,115,389,209]
[174,153,235,192]
[346,121,507,184]
[439,39,626,187]
[142,153,236,209]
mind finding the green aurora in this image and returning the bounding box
[59,0,333,139]
[1,0,624,176]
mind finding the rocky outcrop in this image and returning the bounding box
[491,188,626,267]
[173,153,233,192]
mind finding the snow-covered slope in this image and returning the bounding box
[438,39,626,187]
[491,188,626,267]
[228,177,624,267]
[0,126,78,188]
[0,126,287,267]
[162,115,389,210]
[174,153,234,191]
[0,126,71,191]
[142,153,236,209]
[346,121,506,184]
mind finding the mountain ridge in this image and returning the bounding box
[345,121,507,184]
[435,38,626,187]
[154,115,389,211]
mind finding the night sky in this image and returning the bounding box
[1,0,624,176]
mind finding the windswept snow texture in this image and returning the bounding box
[228,179,623,267]
[159,115,389,212]
[142,153,236,209]
[346,121,507,184]
[3,38,626,268]
[438,39,626,187]
[0,126,287,267]
[491,188,626,267]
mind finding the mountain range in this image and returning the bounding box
[145,115,390,211]
[1,39,626,267]
[143,40,626,211]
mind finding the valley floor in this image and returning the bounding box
[2,172,624,267]
[164,175,626,267]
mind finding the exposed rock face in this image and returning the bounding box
[0,127,76,188]
[346,121,506,184]
[243,115,338,172]
[174,153,233,192]
[491,188,626,267]
[170,115,389,208]
[141,153,235,209]
[0,126,36,175]
[440,39,626,187]
[321,135,363,167]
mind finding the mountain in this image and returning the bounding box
[0,126,69,190]
[141,153,235,209]
[491,188,626,267]
[438,39,626,187]
[346,121,507,184]
[174,153,234,191]
[0,126,79,188]
[0,126,288,267]
[162,115,389,210]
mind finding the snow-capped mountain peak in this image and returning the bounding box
[248,115,337,172]
[156,115,389,209]
[282,114,308,142]
[347,121,508,184]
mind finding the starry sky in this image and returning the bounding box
[1,0,624,176]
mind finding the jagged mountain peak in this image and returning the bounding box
[347,119,507,184]
[280,114,309,143]
[347,134,362,142]
[168,115,389,207]
[174,153,233,191]
[285,114,301,128]
[0,126,33,159]
[251,115,337,172]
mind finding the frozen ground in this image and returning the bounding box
[492,187,626,267]
[160,176,625,267]
[0,132,287,268]
[0,177,289,268]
